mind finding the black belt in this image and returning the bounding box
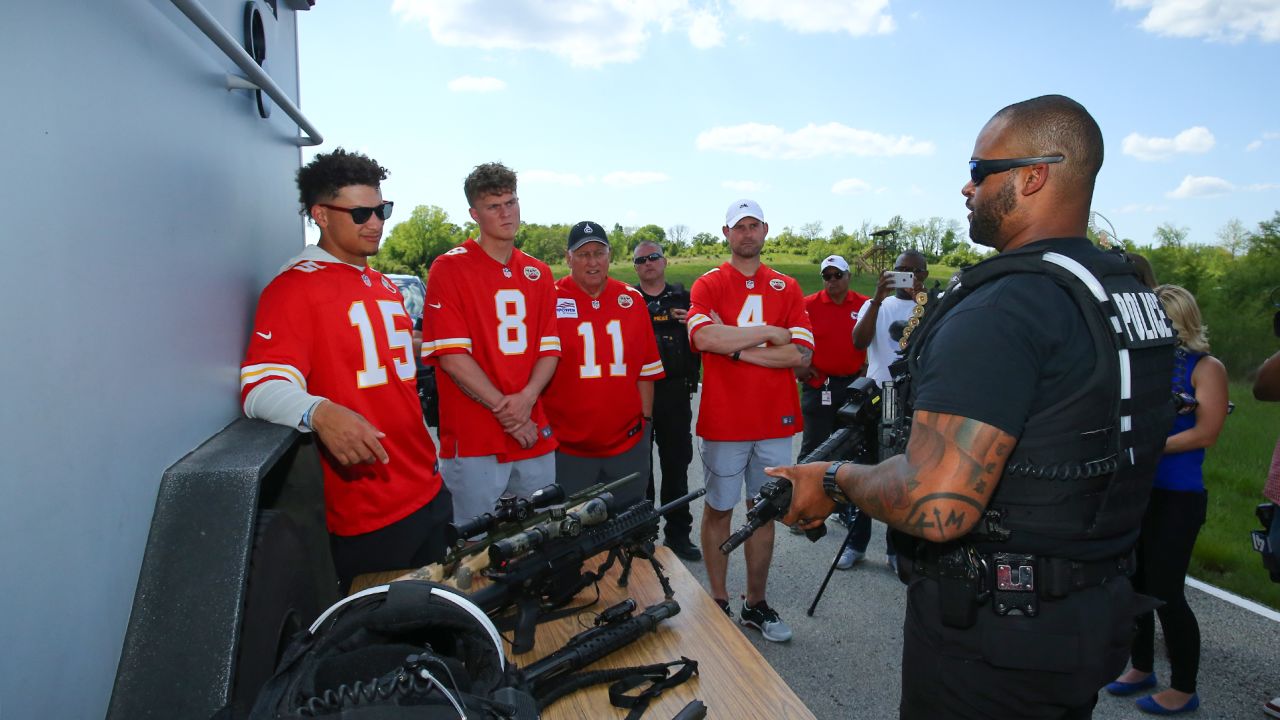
[914,547,1133,599]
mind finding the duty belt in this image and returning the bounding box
[913,545,1133,620]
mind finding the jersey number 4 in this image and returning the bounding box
[349,300,415,388]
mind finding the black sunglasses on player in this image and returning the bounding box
[969,156,1063,186]
[318,201,394,224]
[633,252,664,265]
[822,270,845,281]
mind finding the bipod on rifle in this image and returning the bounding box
[807,506,860,616]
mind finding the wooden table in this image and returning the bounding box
[353,547,815,719]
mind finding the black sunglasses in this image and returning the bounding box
[969,156,1063,186]
[319,201,394,224]
[633,252,664,265]
[822,271,845,280]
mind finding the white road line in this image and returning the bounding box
[1187,576,1280,622]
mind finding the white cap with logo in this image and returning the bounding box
[725,199,764,229]
[820,255,850,273]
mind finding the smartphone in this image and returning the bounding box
[886,271,915,289]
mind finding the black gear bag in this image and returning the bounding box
[248,581,537,719]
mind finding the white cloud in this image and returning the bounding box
[602,171,670,187]
[831,178,872,195]
[392,0,717,67]
[1247,131,1280,151]
[522,170,585,187]
[688,9,725,48]
[1121,126,1215,161]
[1248,140,1264,151]
[446,75,506,92]
[1111,203,1170,214]
[722,180,769,192]
[1117,0,1280,43]
[730,0,895,36]
[1247,182,1280,191]
[696,122,934,159]
[1167,175,1235,198]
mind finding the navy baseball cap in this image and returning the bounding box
[567,220,610,252]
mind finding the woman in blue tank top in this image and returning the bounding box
[1106,284,1229,715]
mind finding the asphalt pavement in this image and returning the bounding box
[656,401,1280,719]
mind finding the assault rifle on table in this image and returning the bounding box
[470,488,706,654]
[401,474,641,591]
[519,599,691,713]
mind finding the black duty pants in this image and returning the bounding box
[647,377,694,541]
[1129,487,1207,692]
[900,573,1136,719]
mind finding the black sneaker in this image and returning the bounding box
[665,537,702,562]
[714,598,732,618]
[739,600,792,642]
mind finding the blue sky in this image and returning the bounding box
[298,1,1280,249]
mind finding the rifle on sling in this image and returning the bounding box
[470,488,706,654]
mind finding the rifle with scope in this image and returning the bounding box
[469,487,706,654]
[402,473,641,591]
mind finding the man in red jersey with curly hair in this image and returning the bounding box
[421,163,561,526]
[240,148,449,592]
[688,198,813,642]
[542,221,664,504]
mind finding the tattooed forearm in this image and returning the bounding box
[840,410,1015,542]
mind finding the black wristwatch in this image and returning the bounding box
[823,461,852,504]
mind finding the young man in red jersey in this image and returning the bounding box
[688,199,814,642]
[240,148,450,592]
[542,222,664,504]
[420,163,561,525]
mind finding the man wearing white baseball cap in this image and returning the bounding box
[686,198,814,642]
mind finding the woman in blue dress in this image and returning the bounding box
[1106,284,1229,715]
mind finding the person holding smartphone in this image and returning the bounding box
[843,250,928,570]
[853,250,929,386]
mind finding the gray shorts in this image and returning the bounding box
[554,432,651,507]
[699,437,793,511]
[440,451,556,524]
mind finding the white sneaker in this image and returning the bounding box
[836,547,864,570]
[1265,697,1280,719]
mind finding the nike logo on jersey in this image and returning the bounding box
[428,302,443,309]
[256,331,273,340]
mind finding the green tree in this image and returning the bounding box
[371,204,464,278]
[629,224,666,254]
[515,223,570,264]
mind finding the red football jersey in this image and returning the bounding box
[803,289,869,386]
[240,255,443,536]
[421,239,560,460]
[688,263,814,441]
[543,277,665,457]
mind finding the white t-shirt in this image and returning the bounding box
[857,295,917,384]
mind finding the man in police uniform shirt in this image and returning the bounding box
[633,240,702,561]
[770,95,1174,718]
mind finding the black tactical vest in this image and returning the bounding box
[906,240,1176,561]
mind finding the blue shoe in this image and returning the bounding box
[1105,674,1157,696]
[1136,693,1200,715]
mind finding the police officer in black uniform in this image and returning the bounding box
[769,95,1176,719]
[633,241,702,561]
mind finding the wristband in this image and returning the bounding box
[731,351,741,361]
